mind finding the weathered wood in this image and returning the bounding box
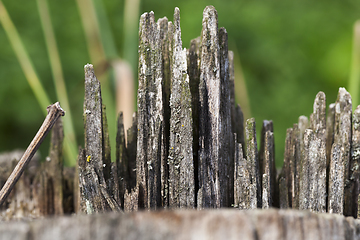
[116,112,127,208]
[198,6,228,208]
[298,115,309,156]
[0,151,40,220]
[299,92,327,213]
[126,113,137,190]
[122,113,138,211]
[34,118,64,216]
[219,27,233,207]
[234,138,252,209]
[81,64,107,213]
[187,37,201,207]
[0,103,65,207]
[328,88,352,214]
[326,103,336,163]
[291,123,301,209]
[246,118,261,208]
[2,209,360,240]
[168,8,195,209]
[279,128,292,209]
[81,64,120,213]
[101,104,112,190]
[259,120,273,190]
[137,11,164,209]
[310,91,326,142]
[262,131,275,209]
[158,16,171,208]
[299,129,326,213]
[349,105,360,218]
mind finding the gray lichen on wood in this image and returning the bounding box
[80,64,120,213]
[245,118,261,208]
[298,92,327,213]
[35,118,64,215]
[262,131,275,209]
[158,16,171,208]
[197,6,221,208]
[299,129,326,213]
[81,64,108,213]
[279,128,292,209]
[328,88,352,214]
[137,11,164,209]
[234,139,252,209]
[167,7,195,208]
[349,106,360,218]
[219,27,233,207]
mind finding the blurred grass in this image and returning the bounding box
[0,0,51,113]
[0,0,359,167]
[36,0,78,165]
[348,20,360,110]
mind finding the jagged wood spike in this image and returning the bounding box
[81,64,111,213]
[168,7,195,208]
[326,103,336,209]
[245,118,261,208]
[310,91,326,142]
[35,118,64,216]
[234,138,252,209]
[291,123,301,209]
[349,105,360,218]
[101,104,112,195]
[262,131,275,209]
[158,16,171,208]
[197,6,221,208]
[299,129,326,213]
[187,36,201,207]
[137,11,164,209]
[126,113,138,191]
[328,88,352,214]
[280,128,292,209]
[259,120,273,197]
[299,92,327,213]
[83,64,105,176]
[116,112,127,209]
[219,27,233,207]
[123,113,139,212]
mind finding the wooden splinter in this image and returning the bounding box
[0,102,65,206]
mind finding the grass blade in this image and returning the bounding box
[0,1,51,114]
[348,20,360,110]
[36,0,78,165]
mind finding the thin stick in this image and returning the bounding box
[0,102,65,206]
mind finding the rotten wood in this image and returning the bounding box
[328,88,352,214]
[0,102,65,207]
[168,8,195,208]
[245,118,261,208]
[137,11,164,209]
[198,6,232,208]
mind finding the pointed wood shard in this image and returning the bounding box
[246,118,260,208]
[234,139,252,209]
[168,7,194,208]
[137,11,164,209]
[198,6,221,208]
[328,88,352,214]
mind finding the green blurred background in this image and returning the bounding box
[0,0,359,167]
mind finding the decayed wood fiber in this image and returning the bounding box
[1,209,360,240]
